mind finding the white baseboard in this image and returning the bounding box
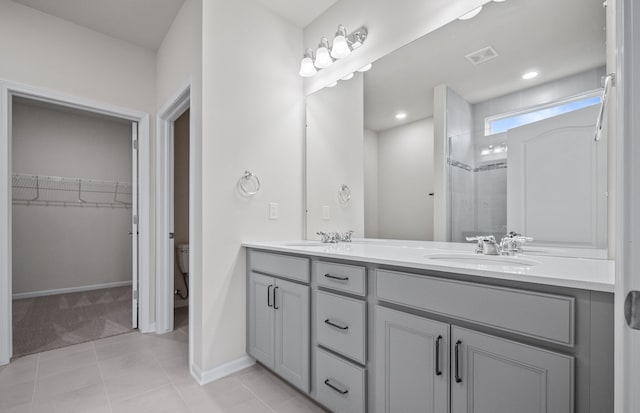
[191,355,256,385]
[12,280,133,300]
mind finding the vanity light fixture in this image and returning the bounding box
[458,6,483,20]
[331,25,351,59]
[395,112,407,120]
[357,63,373,72]
[314,37,334,69]
[493,0,507,2]
[522,71,539,80]
[299,25,368,77]
[299,48,317,77]
[341,73,354,81]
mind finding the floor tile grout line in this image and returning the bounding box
[237,379,279,413]
[30,353,41,403]
[92,340,114,413]
[109,382,176,408]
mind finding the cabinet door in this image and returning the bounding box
[274,278,310,393]
[375,306,450,413]
[451,326,574,413]
[248,272,275,369]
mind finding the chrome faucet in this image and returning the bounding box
[499,232,534,256]
[466,235,501,255]
[467,232,533,256]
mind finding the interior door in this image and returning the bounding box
[507,105,605,250]
[131,122,139,329]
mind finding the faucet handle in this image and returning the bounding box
[466,235,496,254]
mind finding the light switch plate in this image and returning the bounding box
[269,202,279,220]
[322,205,330,220]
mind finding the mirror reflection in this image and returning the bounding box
[306,0,607,257]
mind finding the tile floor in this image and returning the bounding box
[0,323,327,413]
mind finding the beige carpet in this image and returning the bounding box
[12,285,134,358]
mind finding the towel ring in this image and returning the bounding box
[239,171,260,196]
[338,184,351,204]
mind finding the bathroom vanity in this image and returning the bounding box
[243,241,614,413]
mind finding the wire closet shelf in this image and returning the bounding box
[12,173,132,208]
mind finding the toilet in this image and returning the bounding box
[176,243,189,275]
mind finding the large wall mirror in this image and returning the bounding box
[306,0,608,257]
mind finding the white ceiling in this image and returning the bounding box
[12,0,185,50]
[364,0,606,132]
[252,0,338,28]
[12,0,337,50]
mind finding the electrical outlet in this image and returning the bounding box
[269,202,279,220]
[322,205,330,220]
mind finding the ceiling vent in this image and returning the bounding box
[465,46,499,65]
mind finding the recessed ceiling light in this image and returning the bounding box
[395,113,407,120]
[326,81,338,88]
[522,71,539,80]
[357,63,372,72]
[458,6,483,20]
[341,73,354,81]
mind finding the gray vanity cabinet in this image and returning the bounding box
[375,306,450,413]
[451,326,573,413]
[248,271,310,393]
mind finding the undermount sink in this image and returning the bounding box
[425,253,539,268]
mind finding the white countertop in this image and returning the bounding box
[241,239,615,293]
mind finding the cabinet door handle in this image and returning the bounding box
[454,340,463,383]
[324,273,349,281]
[435,335,443,376]
[267,284,273,308]
[324,319,349,330]
[273,286,279,309]
[324,378,349,395]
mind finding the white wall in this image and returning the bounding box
[0,1,155,113]
[12,100,131,294]
[200,0,303,372]
[303,0,487,94]
[363,128,379,238]
[173,109,189,308]
[306,74,365,238]
[377,118,434,240]
[155,0,203,362]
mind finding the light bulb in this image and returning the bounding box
[458,6,482,20]
[331,25,351,59]
[522,71,539,80]
[299,49,317,77]
[326,81,338,88]
[341,73,354,81]
[314,37,333,69]
[357,63,372,72]
[395,113,407,120]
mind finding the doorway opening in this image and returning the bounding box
[10,97,139,357]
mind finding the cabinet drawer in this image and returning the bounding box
[249,250,310,283]
[315,347,366,413]
[316,291,366,364]
[376,269,575,346]
[315,261,366,296]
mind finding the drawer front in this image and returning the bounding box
[249,250,310,283]
[316,290,366,364]
[376,269,575,346]
[315,347,366,413]
[315,261,366,296]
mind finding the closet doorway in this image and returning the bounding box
[10,97,138,357]
[0,82,152,365]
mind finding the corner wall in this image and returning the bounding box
[200,0,304,372]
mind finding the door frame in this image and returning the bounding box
[0,80,152,365]
[155,83,192,350]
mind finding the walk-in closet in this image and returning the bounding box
[11,97,135,357]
